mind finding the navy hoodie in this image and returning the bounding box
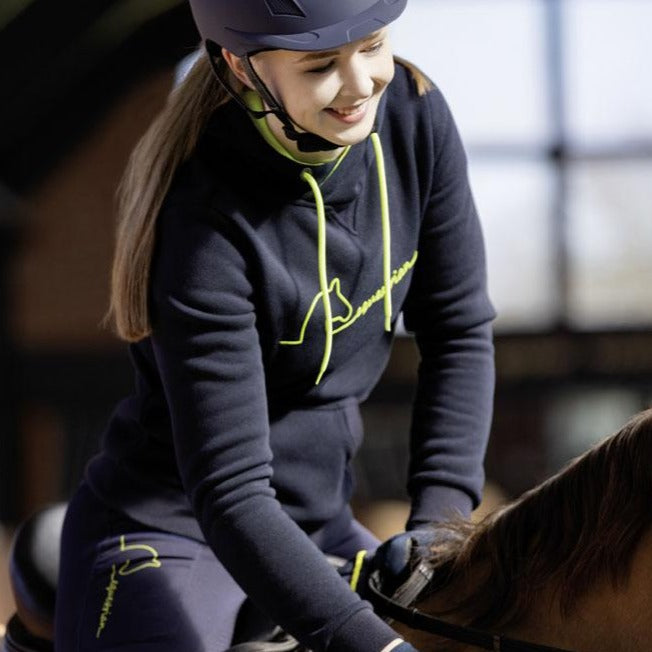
[86,62,495,651]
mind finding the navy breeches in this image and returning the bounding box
[54,482,379,651]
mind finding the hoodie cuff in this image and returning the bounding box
[407,484,474,529]
[380,639,415,652]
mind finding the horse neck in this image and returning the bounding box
[397,528,652,652]
[511,530,652,652]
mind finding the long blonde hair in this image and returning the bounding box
[108,51,433,342]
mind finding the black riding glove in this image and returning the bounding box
[340,528,442,605]
[366,529,442,597]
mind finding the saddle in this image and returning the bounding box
[5,503,65,651]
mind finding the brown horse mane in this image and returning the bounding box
[419,408,652,636]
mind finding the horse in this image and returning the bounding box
[370,408,652,652]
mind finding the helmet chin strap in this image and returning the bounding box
[206,41,341,153]
[240,55,341,153]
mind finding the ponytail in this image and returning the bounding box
[108,48,232,341]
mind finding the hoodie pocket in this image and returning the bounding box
[268,398,364,522]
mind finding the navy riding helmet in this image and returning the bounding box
[186,0,408,152]
[188,0,408,57]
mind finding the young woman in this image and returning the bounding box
[54,1,496,650]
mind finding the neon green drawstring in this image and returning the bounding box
[370,132,393,332]
[301,132,392,385]
[301,169,333,386]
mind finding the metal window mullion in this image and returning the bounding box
[545,0,570,331]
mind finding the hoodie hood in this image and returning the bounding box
[201,86,390,208]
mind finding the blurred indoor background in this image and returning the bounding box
[1,0,651,621]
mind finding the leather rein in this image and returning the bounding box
[364,562,574,652]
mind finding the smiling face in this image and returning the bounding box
[223,30,395,161]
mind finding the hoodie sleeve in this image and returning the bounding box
[149,206,400,652]
[402,86,496,527]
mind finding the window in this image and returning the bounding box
[392,0,652,332]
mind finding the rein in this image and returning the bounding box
[364,563,574,652]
